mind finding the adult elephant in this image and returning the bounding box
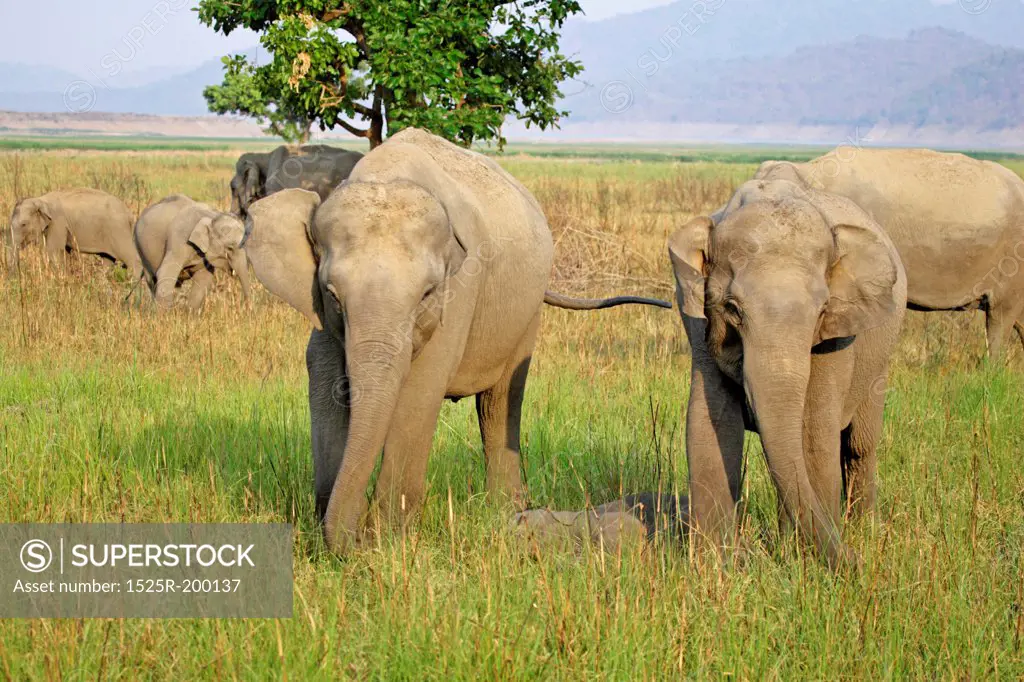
[670,179,906,569]
[229,151,272,217]
[5,188,141,278]
[264,144,363,199]
[134,195,250,310]
[751,148,1024,358]
[229,145,364,218]
[243,128,670,554]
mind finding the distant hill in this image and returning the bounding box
[0,64,83,94]
[563,27,1024,134]
[0,51,255,117]
[561,0,1024,67]
[0,0,1022,147]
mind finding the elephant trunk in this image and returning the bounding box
[742,341,849,569]
[154,274,177,309]
[3,227,17,270]
[322,306,412,554]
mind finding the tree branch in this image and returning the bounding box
[335,119,370,138]
[351,101,376,118]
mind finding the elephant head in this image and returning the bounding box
[6,198,51,267]
[669,185,901,566]
[243,184,469,553]
[230,153,269,217]
[187,211,246,265]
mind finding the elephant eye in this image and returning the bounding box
[723,299,743,325]
[422,284,437,301]
[325,284,342,311]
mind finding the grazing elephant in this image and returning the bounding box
[229,151,273,217]
[5,188,141,277]
[229,146,364,219]
[134,195,250,310]
[752,148,1024,358]
[264,145,363,199]
[243,128,670,554]
[670,179,907,569]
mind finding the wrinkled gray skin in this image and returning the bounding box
[671,180,907,570]
[6,188,141,278]
[229,152,272,217]
[244,128,670,555]
[229,146,364,219]
[133,195,250,310]
[749,148,1024,358]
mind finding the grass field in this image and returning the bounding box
[0,144,1022,679]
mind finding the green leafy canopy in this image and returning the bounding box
[198,0,584,148]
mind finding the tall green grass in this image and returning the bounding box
[0,149,1021,679]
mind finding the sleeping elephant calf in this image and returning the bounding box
[514,494,690,554]
[6,188,141,278]
[671,179,907,570]
[752,148,1024,358]
[243,128,670,555]
[133,195,250,310]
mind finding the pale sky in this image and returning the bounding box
[0,1,674,78]
[0,0,966,80]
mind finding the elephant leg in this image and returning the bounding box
[682,316,746,555]
[373,363,447,528]
[308,331,350,521]
[842,393,885,519]
[154,251,188,308]
[476,313,540,504]
[186,268,215,311]
[43,236,66,272]
[1016,320,1024,355]
[984,296,1023,360]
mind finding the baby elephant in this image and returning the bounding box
[670,179,907,570]
[514,493,690,555]
[134,195,250,310]
[6,188,141,277]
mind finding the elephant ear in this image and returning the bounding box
[668,216,713,318]
[186,216,215,256]
[242,163,263,207]
[243,189,323,329]
[818,223,901,343]
[212,215,246,252]
[34,199,52,223]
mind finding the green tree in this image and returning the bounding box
[203,54,315,143]
[198,0,584,149]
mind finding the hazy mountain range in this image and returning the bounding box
[0,0,1022,145]
[564,27,1024,131]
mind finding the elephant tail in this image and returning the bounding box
[543,291,672,310]
[122,271,146,305]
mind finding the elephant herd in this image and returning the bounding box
[5,130,1023,570]
[5,143,365,310]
